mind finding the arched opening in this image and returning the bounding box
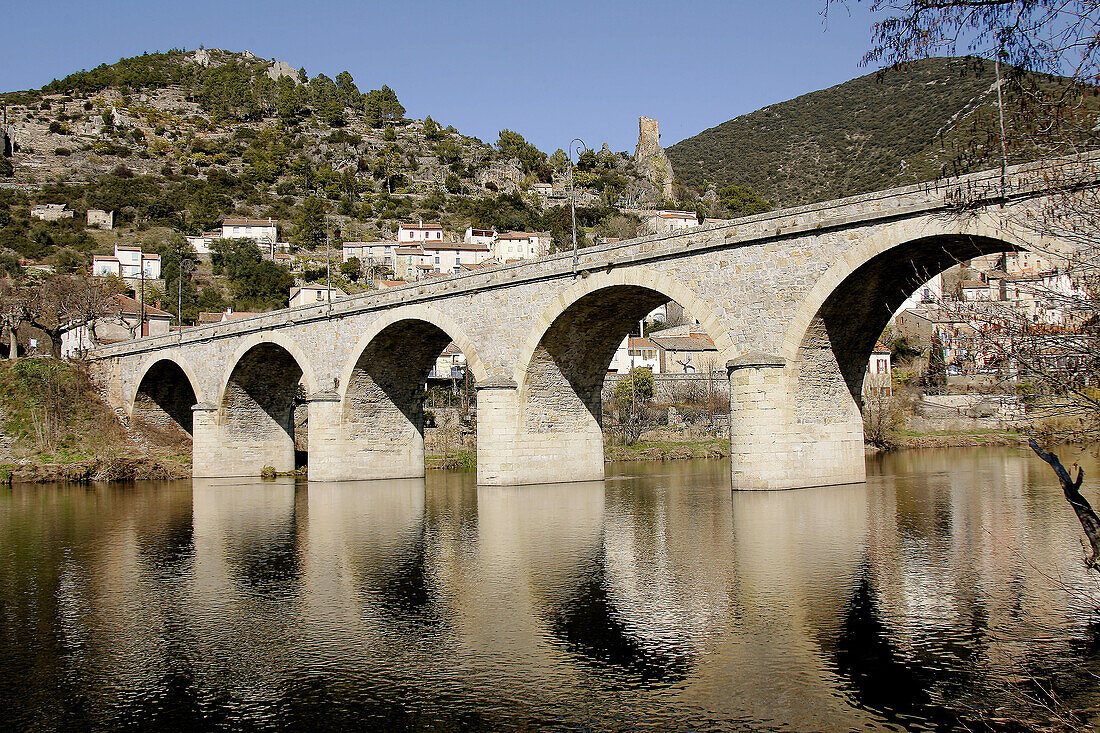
[517,283,723,483]
[339,318,478,480]
[220,342,306,475]
[131,359,198,441]
[788,234,1026,479]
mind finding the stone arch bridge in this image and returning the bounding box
[90,158,1093,489]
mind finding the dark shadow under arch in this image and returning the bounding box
[344,319,464,438]
[133,359,199,437]
[524,285,672,431]
[222,343,305,444]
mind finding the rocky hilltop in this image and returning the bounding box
[0,48,681,253]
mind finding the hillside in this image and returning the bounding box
[667,58,1013,208]
[0,49,661,288]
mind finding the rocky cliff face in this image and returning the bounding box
[633,116,674,201]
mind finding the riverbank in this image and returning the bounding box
[0,359,192,484]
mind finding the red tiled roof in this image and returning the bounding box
[115,294,171,318]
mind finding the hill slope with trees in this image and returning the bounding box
[666,57,1014,208]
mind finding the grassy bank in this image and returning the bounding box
[0,358,191,483]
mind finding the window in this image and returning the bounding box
[315,290,323,301]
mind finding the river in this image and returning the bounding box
[3,446,1100,731]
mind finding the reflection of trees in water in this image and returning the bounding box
[270,673,502,732]
[136,513,194,579]
[545,544,693,687]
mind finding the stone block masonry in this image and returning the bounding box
[88,153,1100,489]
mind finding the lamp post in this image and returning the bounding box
[568,138,588,276]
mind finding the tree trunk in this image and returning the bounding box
[5,321,16,360]
[1030,439,1100,570]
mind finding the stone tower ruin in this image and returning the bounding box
[634,116,675,201]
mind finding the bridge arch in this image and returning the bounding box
[215,333,314,474]
[763,219,1037,489]
[512,267,734,388]
[507,268,731,483]
[332,304,487,480]
[129,355,202,438]
[339,305,489,394]
[780,218,1033,363]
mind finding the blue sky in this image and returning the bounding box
[2,0,879,153]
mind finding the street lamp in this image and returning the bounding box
[568,138,588,276]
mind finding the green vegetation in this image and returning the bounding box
[668,57,1014,208]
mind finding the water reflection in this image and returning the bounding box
[3,450,1100,730]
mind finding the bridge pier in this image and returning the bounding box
[727,354,865,490]
[475,378,604,486]
[191,401,297,477]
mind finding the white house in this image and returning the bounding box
[864,342,893,398]
[492,231,550,261]
[421,242,492,274]
[608,336,661,374]
[92,245,161,280]
[430,342,468,380]
[398,221,444,245]
[221,218,278,243]
[645,210,698,235]
[186,231,222,256]
[290,284,347,308]
[463,227,497,247]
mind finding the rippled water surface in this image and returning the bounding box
[4,447,1100,731]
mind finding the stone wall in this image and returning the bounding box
[88,153,1096,488]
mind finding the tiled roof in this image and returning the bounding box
[649,334,716,352]
[115,294,171,318]
[222,218,276,227]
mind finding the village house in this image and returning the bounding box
[463,227,497,247]
[60,295,172,357]
[864,342,893,398]
[492,231,550,261]
[31,203,74,221]
[343,241,397,270]
[290,284,347,308]
[648,327,721,374]
[423,242,492,274]
[608,336,661,374]
[645,210,699,235]
[221,218,278,243]
[392,246,434,280]
[398,221,444,245]
[86,209,114,229]
[92,244,161,280]
[429,342,467,381]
